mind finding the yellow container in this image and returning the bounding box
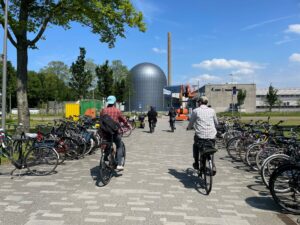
[65,103,80,120]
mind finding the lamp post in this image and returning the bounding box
[229,74,234,116]
[2,0,8,130]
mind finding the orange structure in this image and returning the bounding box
[175,84,196,121]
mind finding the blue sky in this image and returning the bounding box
[2,0,300,88]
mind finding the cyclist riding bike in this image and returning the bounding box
[147,106,157,133]
[186,96,218,174]
[100,95,131,170]
[167,107,177,131]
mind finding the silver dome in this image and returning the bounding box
[128,62,167,111]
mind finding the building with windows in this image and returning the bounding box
[256,88,300,112]
[196,83,256,113]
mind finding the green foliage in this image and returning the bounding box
[39,61,71,84]
[95,60,114,98]
[237,89,246,106]
[265,84,278,112]
[0,61,17,109]
[69,47,93,99]
[0,0,146,125]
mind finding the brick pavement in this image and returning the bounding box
[0,116,298,225]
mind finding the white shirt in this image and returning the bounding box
[187,105,218,139]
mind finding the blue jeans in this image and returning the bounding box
[113,134,123,166]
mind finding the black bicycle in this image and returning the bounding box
[196,140,217,195]
[0,129,59,176]
[149,120,156,133]
[269,162,300,214]
[98,138,126,186]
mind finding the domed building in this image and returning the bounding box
[127,62,167,111]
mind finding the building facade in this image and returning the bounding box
[197,83,256,113]
[256,88,300,112]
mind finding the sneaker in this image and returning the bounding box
[212,166,217,176]
[193,163,199,170]
[116,165,124,171]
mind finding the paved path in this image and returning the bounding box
[0,116,298,225]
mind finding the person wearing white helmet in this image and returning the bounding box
[186,96,218,175]
[100,95,131,170]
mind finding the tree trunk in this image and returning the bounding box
[16,46,30,129]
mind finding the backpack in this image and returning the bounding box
[99,114,120,135]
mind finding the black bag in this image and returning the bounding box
[99,114,120,135]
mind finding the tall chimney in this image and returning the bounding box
[168,32,171,86]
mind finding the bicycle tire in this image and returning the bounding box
[226,137,241,161]
[245,144,261,170]
[120,141,126,166]
[98,151,113,186]
[122,127,132,138]
[204,155,213,195]
[269,164,300,214]
[59,137,82,160]
[256,146,280,170]
[261,154,290,188]
[25,146,59,176]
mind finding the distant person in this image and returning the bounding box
[167,107,177,131]
[147,106,158,133]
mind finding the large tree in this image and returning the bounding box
[95,60,114,99]
[69,47,93,99]
[0,0,146,128]
[266,84,278,112]
[39,61,70,84]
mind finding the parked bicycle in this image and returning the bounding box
[0,128,59,176]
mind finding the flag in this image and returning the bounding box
[163,88,172,95]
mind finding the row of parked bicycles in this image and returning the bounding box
[218,116,300,214]
[0,115,135,179]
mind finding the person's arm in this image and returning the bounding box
[187,110,197,130]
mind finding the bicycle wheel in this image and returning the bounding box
[256,146,281,170]
[59,137,82,160]
[98,151,113,186]
[226,137,241,161]
[261,154,290,188]
[245,144,261,170]
[269,164,300,214]
[122,127,132,137]
[25,146,59,175]
[203,154,213,195]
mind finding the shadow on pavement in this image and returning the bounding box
[90,165,122,187]
[161,130,174,132]
[245,196,281,213]
[168,168,207,195]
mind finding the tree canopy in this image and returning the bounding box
[0,0,146,127]
[266,84,278,112]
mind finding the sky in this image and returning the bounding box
[1,0,300,89]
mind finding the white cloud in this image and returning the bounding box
[275,36,300,45]
[289,53,300,62]
[188,74,221,84]
[192,58,261,70]
[241,15,296,31]
[232,68,254,75]
[285,24,300,34]
[152,47,166,54]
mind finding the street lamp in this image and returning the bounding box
[229,74,234,116]
[2,0,8,130]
